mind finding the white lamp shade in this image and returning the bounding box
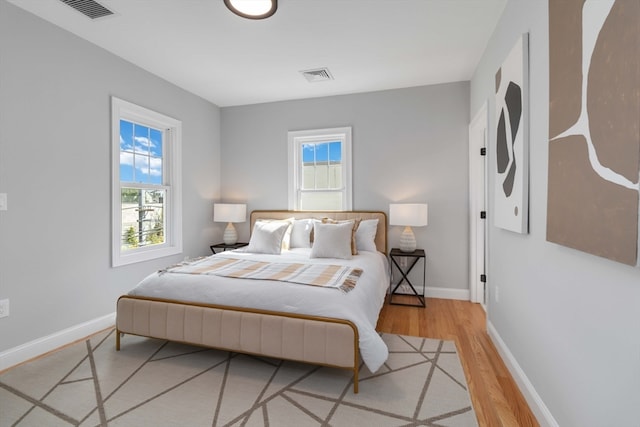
[214,203,246,223]
[389,204,428,227]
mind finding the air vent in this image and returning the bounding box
[300,68,334,83]
[59,0,114,19]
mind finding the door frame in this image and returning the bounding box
[469,102,488,307]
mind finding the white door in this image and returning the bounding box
[469,102,488,308]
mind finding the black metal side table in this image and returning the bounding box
[210,242,248,254]
[389,248,426,307]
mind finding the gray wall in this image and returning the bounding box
[471,1,640,425]
[221,83,470,292]
[0,1,221,352]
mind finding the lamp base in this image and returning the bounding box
[223,222,238,245]
[399,226,417,252]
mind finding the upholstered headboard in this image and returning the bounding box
[250,210,387,254]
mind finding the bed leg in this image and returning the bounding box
[353,367,359,394]
[116,329,121,351]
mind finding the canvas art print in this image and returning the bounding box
[546,0,640,266]
[494,34,529,234]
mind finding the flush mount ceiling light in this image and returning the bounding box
[224,0,277,20]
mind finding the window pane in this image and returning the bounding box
[300,191,343,211]
[134,124,150,154]
[302,144,315,163]
[315,143,328,162]
[120,120,135,183]
[314,163,329,188]
[135,153,149,183]
[120,120,134,152]
[329,141,341,164]
[328,163,342,188]
[149,155,163,184]
[120,154,134,182]
[150,128,163,157]
[302,163,315,189]
[121,188,165,251]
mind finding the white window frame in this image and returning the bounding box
[287,126,352,211]
[111,97,182,267]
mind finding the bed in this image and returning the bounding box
[116,210,389,393]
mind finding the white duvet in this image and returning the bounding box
[128,248,390,372]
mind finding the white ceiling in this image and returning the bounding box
[7,0,507,107]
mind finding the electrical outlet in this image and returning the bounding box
[0,299,9,318]
[494,286,500,303]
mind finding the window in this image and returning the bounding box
[111,97,182,266]
[288,127,352,211]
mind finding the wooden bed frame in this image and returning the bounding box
[116,210,387,393]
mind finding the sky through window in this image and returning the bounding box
[119,119,163,184]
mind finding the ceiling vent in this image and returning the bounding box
[59,0,114,19]
[300,68,334,83]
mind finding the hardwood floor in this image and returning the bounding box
[376,297,539,427]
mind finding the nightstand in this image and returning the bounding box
[389,248,426,307]
[210,242,248,254]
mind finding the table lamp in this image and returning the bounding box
[389,203,428,252]
[214,203,246,245]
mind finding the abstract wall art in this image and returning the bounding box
[547,0,640,266]
[494,34,529,234]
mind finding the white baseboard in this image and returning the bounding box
[487,320,559,427]
[0,312,116,372]
[425,286,470,301]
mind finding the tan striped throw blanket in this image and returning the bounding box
[162,256,362,293]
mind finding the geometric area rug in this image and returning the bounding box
[0,329,478,426]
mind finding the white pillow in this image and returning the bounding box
[280,218,294,250]
[246,220,291,255]
[310,222,354,260]
[356,219,378,252]
[253,218,294,250]
[289,218,317,248]
[320,218,360,255]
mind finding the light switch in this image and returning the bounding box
[0,193,6,211]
